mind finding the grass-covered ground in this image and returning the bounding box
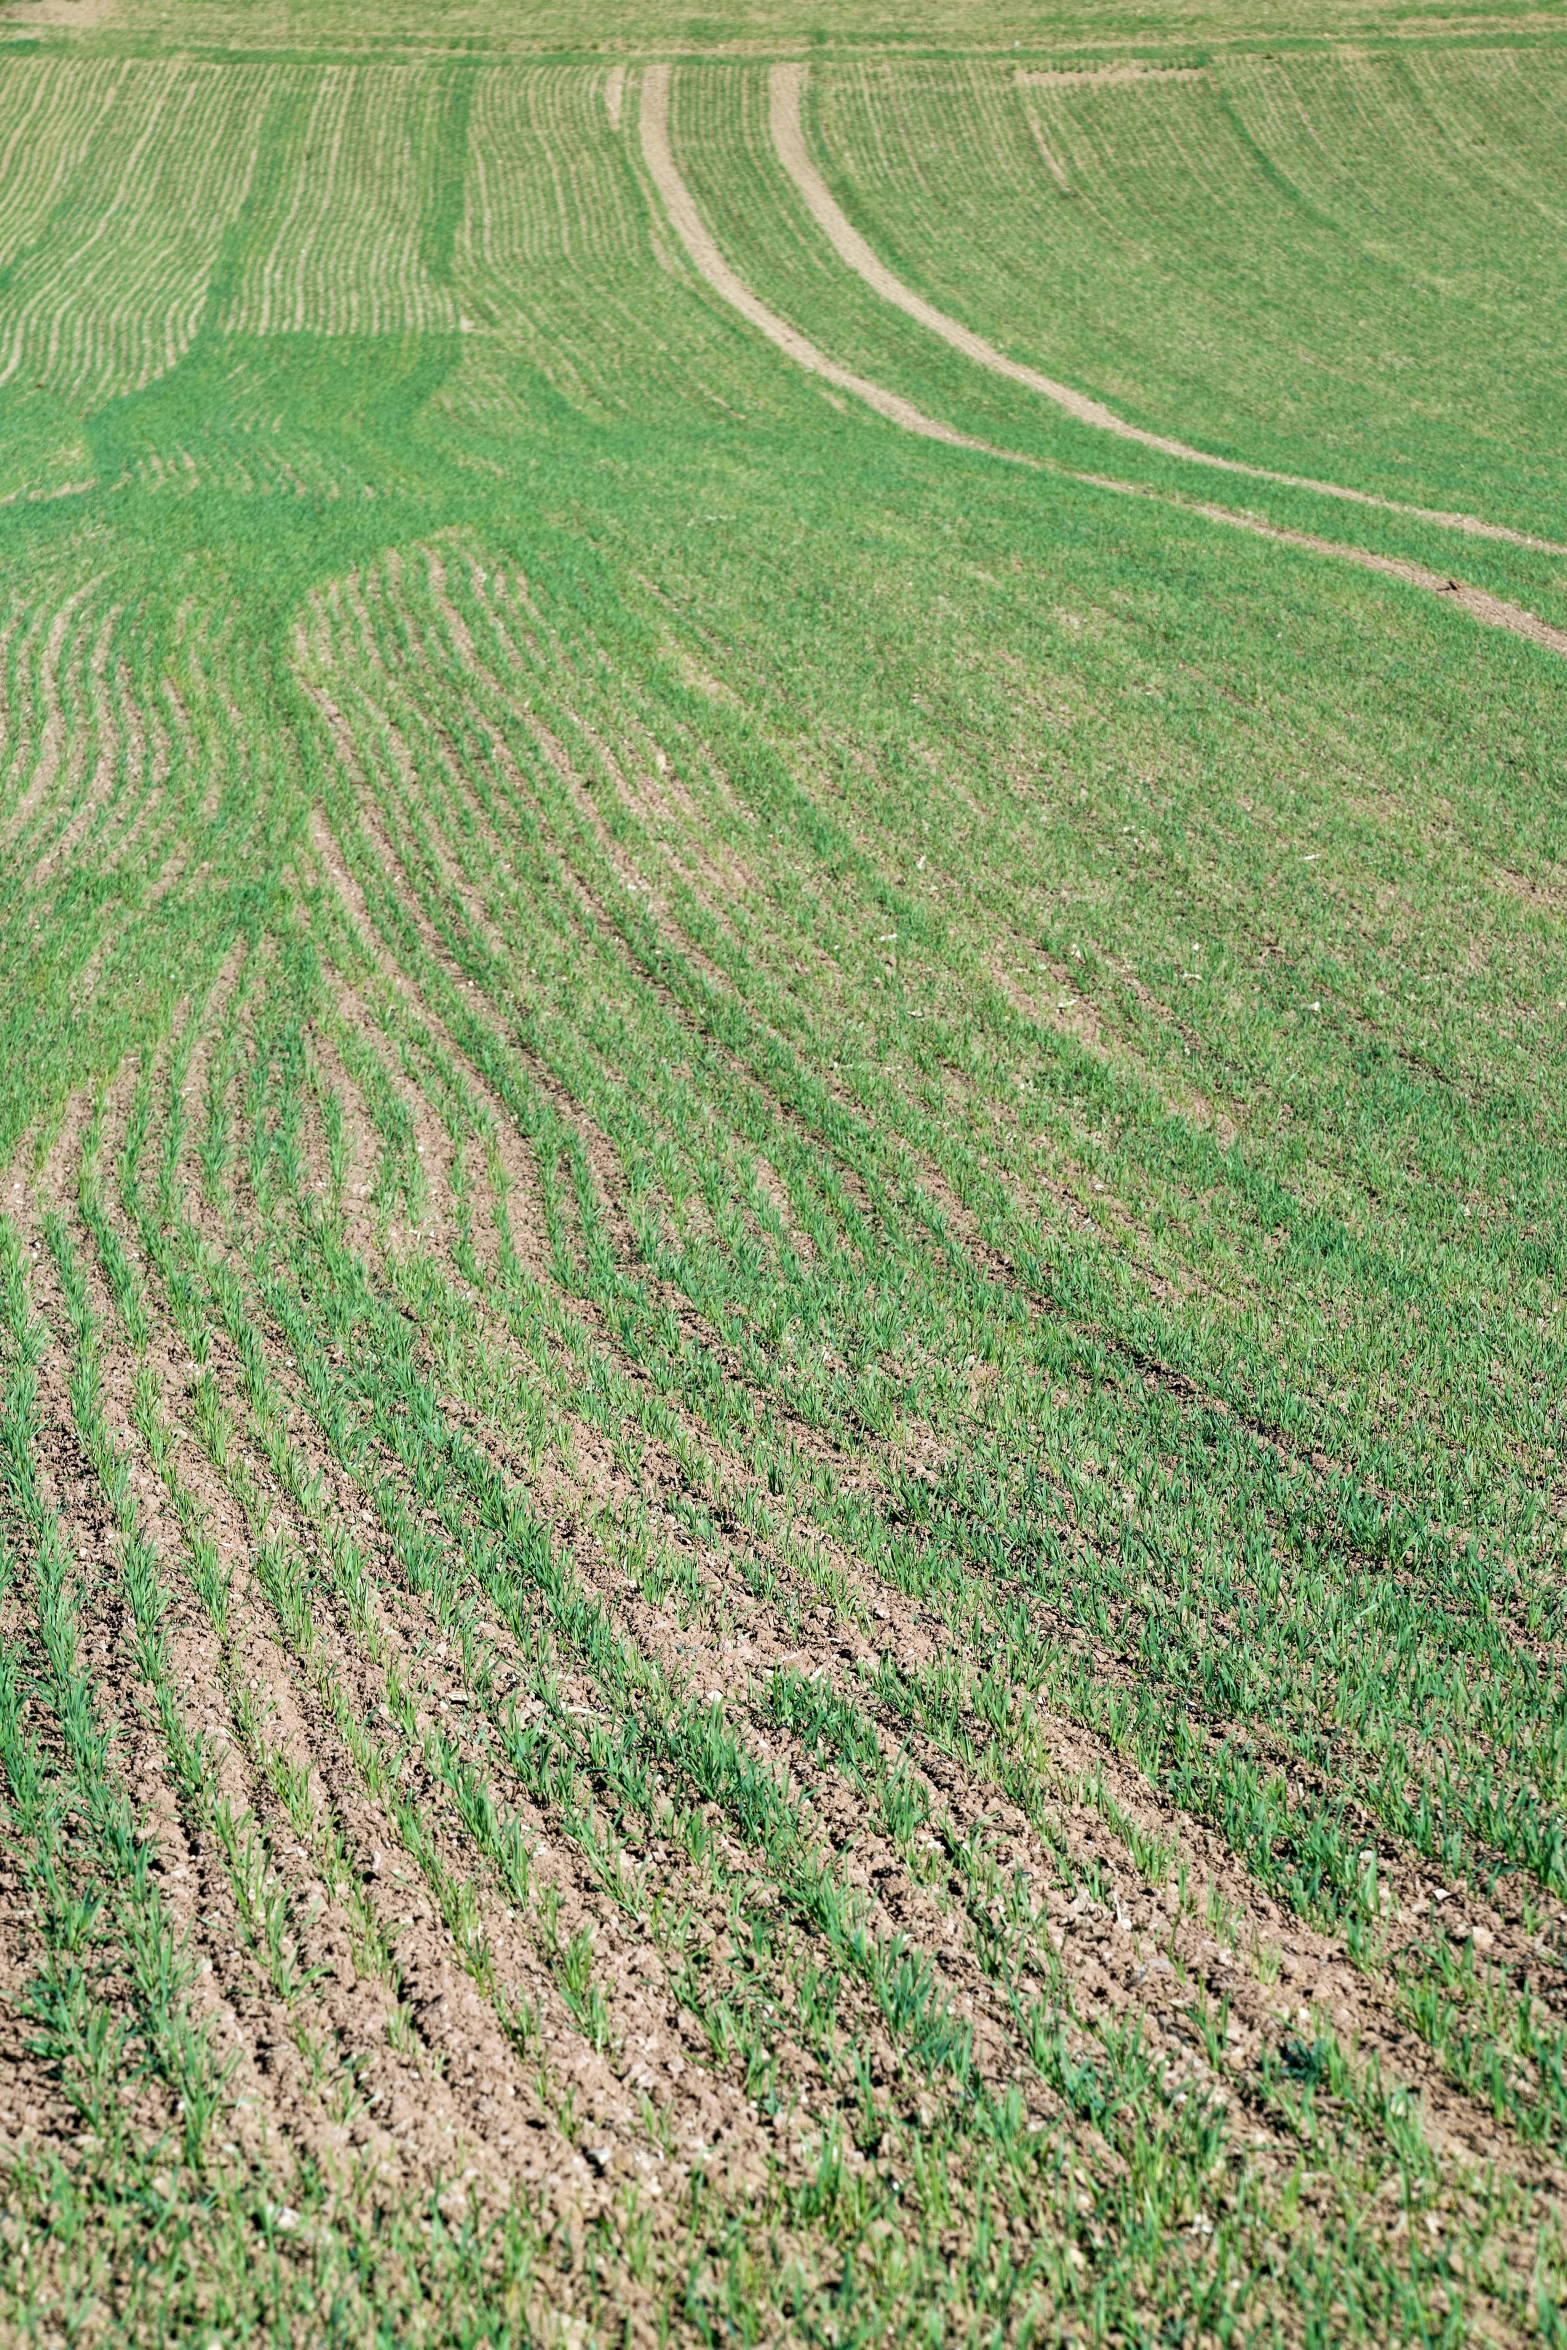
[1,2,1565,2341]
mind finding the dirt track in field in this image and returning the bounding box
[645,58,1567,666]
[640,62,985,452]
[769,60,1567,560]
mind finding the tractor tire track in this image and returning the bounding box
[769,60,1567,560]
[642,62,1567,665]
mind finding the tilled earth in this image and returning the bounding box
[3,1019,1564,2346]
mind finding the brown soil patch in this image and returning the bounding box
[0,0,116,27]
[1017,65,1208,86]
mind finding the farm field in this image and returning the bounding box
[0,2,1565,2343]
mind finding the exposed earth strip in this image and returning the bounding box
[640,63,984,453]
[641,64,1567,664]
[768,61,1567,561]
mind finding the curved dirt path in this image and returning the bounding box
[769,61,1567,560]
[641,63,987,453]
[642,65,1567,665]
[1186,498,1567,658]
